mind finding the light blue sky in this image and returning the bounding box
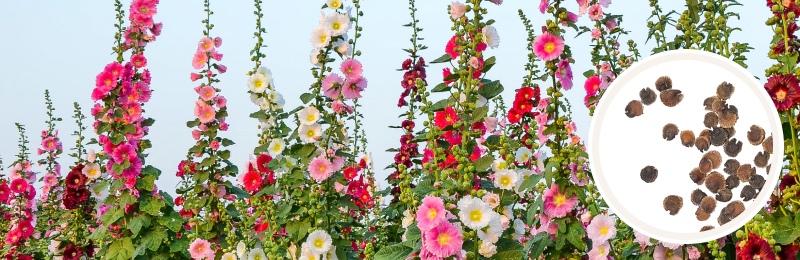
[0,1,773,196]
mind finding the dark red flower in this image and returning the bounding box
[257,154,272,173]
[778,244,799,260]
[736,232,776,260]
[65,165,87,190]
[434,107,458,129]
[402,59,412,70]
[17,220,33,239]
[402,120,415,131]
[179,208,194,218]
[780,173,797,192]
[63,244,84,260]
[84,240,96,258]
[174,196,185,206]
[243,171,263,192]
[765,74,800,111]
[402,71,418,90]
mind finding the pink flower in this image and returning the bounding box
[197,86,216,101]
[215,96,227,108]
[424,221,463,258]
[195,101,216,124]
[131,54,147,68]
[192,130,201,140]
[209,140,220,151]
[588,4,603,20]
[542,183,577,218]
[217,64,227,73]
[577,0,589,16]
[605,19,617,31]
[41,137,57,151]
[151,22,163,36]
[211,49,223,61]
[95,71,116,90]
[342,77,367,100]
[634,230,652,247]
[192,51,207,70]
[188,238,214,260]
[214,37,222,47]
[687,246,701,260]
[599,0,611,8]
[334,182,346,193]
[130,0,157,20]
[587,214,617,243]
[532,32,564,61]
[556,60,573,90]
[111,143,137,163]
[331,100,346,114]
[450,1,466,19]
[190,73,202,81]
[122,156,143,178]
[584,76,601,96]
[43,174,58,187]
[587,241,609,260]
[10,179,29,193]
[322,73,344,99]
[562,11,578,26]
[539,0,548,13]
[340,59,363,80]
[591,28,602,39]
[653,244,682,260]
[198,37,214,53]
[416,195,446,231]
[309,156,334,182]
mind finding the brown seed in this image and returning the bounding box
[727,105,739,115]
[696,207,711,221]
[718,201,745,226]
[712,100,728,114]
[655,76,672,91]
[717,81,735,100]
[640,166,658,183]
[625,100,644,118]
[763,136,773,154]
[660,89,684,107]
[689,168,707,185]
[680,130,695,147]
[716,188,733,202]
[767,164,772,174]
[750,174,766,190]
[724,138,743,157]
[700,225,715,232]
[704,112,719,128]
[663,123,679,141]
[705,171,725,193]
[700,196,717,213]
[700,129,710,138]
[723,159,740,175]
[747,125,765,145]
[691,189,707,206]
[709,127,728,147]
[702,150,722,169]
[640,87,657,105]
[737,164,755,183]
[726,175,740,190]
[723,127,736,139]
[718,107,739,128]
[663,195,683,215]
[741,185,757,201]
[754,151,770,168]
[699,158,713,174]
[704,96,720,111]
[695,136,710,152]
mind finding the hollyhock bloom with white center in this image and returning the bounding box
[299,123,322,143]
[82,163,102,180]
[306,230,333,255]
[325,13,350,36]
[450,1,466,19]
[299,106,321,125]
[493,169,518,190]
[482,25,500,49]
[479,241,497,258]
[491,159,507,172]
[247,248,266,260]
[515,146,532,164]
[267,139,285,157]
[236,242,247,259]
[248,73,269,93]
[457,196,492,230]
[310,27,332,49]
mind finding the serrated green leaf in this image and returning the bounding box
[430,53,452,63]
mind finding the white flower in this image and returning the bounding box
[48,240,61,253]
[250,93,261,105]
[482,25,500,49]
[82,163,102,180]
[494,169,518,190]
[281,156,298,173]
[457,196,493,230]
[477,212,503,243]
[258,99,271,111]
[237,241,247,259]
[361,152,372,166]
[306,230,333,254]
[513,219,526,239]
[450,1,466,19]
[402,209,414,228]
[299,106,321,125]
[491,159,507,172]
[478,241,498,258]
[221,252,238,260]
[310,27,332,49]
[268,139,285,157]
[86,149,96,163]
[515,147,532,164]
[326,0,342,9]
[256,66,274,85]
[477,95,488,107]
[482,192,501,209]
[90,183,109,202]
[299,123,322,144]
[323,246,339,260]
[311,49,323,67]
[248,73,269,93]
[325,13,350,36]
[516,169,534,192]
[248,248,266,260]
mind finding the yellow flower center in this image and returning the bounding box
[48,141,53,147]
[319,35,328,43]
[330,1,341,8]
[553,194,566,206]
[599,246,605,254]
[307,115,316,122]
[664,249,674,258]
[332,22,341,30]
[254,79,263,89]
[427,208,437,220]
[544,42,556,53]
[469,209,483,222]
[777,89,788,101]
[500,176,511,186]
[318,165,326,173]
[105,79,113,86]
[140,6,149,14]
[89,169,97,176]
[205,112,212,118]
[599,226,608,236]
[254,254,263,260]
[306,129,316,138]
[309,256,316,260]
[436,233,451,246]
[314,238,324,248]
[273,144,282,152]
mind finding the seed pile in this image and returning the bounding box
[628,77,773,231]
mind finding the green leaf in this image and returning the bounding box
[159,211,183,232]
[142,118,155,127]
[623,243,642,257]
[340,195,361,211]
[477,80,503,99]
[142,228,168,251]
[765,212,800,244]
[566,221,585,249]
[374,243,413,260]
[140,196,165,216]
[286,220,312,240]
[491,238,524,259]
[469,106,489,124]
[405,224,421,241]
[481,56,497,73]
[254,185,278,197]
[101,207,124,225]
[229,186,250,198]
[527,232,551,258]
[473,155,493,172]
[226,204,241,217]
[429,99,450,112]
[186,119,200,128]
[518,173,543,192]
[430,53,452,63]
[300,93,315,104]
[431,83,451,93]
[128,216,147,237]
[221,138,235,146]
[583,69,596,78]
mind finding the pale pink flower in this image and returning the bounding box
[309,156,334,182]
[197,86,216,101]
[532,32,564,61]
[634,230,652,247]
[188,238,214,260]
[331,100,346,114]
[416,195,446,231]
[587,214,617,243]
[687,246,700,260]
[342,77,367,100]
[653,244,682,260]
[190,73,202,81]
[209,140,220,151]
[211,49,223,61]
[340,59,363,80]
[450,2,466,19]
[469,57,481,69]
[192,51,207,70]
[660,241,683,250]
[215,96,227,108]
[587,241,609,260]
[599,0,611,8]
[198,37,214,52]
[591,28,602,39]
[195,101,216,124]
[43,174,58,187]
[334,182,346,193]
[192,130,201,140]
[424,221,463,258]
[322,73,343,99]
[577,0,589,16]
[542,183,577,218]
[588,4,603,20]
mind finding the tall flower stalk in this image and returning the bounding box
[1,124,37,259]
[33,90,65,255]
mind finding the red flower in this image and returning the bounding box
[179,208,194,218]
[243,171,263,192]
[434,107,458,129]
[765,74,800,111]
[0,181,9,203]
[584,76,602,96]
[516,87,536,101]
[17,220,34,239]
[402,71,418,90]
[257,154,272,173]
[780,173,797,192]
[402,120,415,131]
[443,68,456,84]
[344,167,358,180]
[402,59,412,70]
[63,244,84,260]
[65,165,87,190]
[736,232,776,260]
[174,196,185,206]
[10,179,29,194]
[507,108,523,124]
[513,99,534,113]
[445,36,462,59]
[778,244,799,260]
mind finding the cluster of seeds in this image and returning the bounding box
[630,77,773,232]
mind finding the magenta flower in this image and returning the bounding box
[217,64,227,73]
[577,0,589,16]
[214,37,222,47]
[121,156,143,178]
[556,59,573,90]
[416,195,446,231]
[192,51,207,70]
[10,178,29,193]
[423,221,463,258]
[41,137,57,151]
[605,19,617,30]
[532,32,564,61]
[131,54,147,68]
[539,0,548,13]
[111,143,137,164]
[130,0,157,21]
[542,183,577,218]
[309,156,334,182]
[43,174,58,187]
[190,73,202,82]
[322,73,344,99]
[584,76,601,96]
[342,77,367,100]
[340,59,363,80]
[197,86,216,101]
[588,4,603,20]
[198,37,214,52]
[95,71,116,90]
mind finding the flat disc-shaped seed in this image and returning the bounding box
[754,151,770,168]
[763,136,773,154]
[680,130,695,147]
[712,100,728,114]
[699,129,710,138]
[702,150,722,169]
[663,124,679,141]
[698,158,713,174]
[737,164,755,183]
[747,125,765,145]
[724,138,743,157]
[724,159,740,175]
[700,226,715,232]
[640,166,658,183]
[709,127,728,146]
[705,171,725,193]
[663,195,683,216]
[700,196,717,214]
[741,185,757,201]
[723,127,736,139]
[660,89,684,107]
[689,168,707,185]
[704,96,720,111]
[639,87,657,105]
[718,201,745,226]
[750,174,765,190]
[691,189,707,206]
[695,136,710,152]
[655,76,672,91]
[717,81,735,100]
[716,188,733,202]
[718,108,739,128]
[695,207,711,221]
[625,100,644,118]
[726,175,740,190]
[704,112,719,128]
